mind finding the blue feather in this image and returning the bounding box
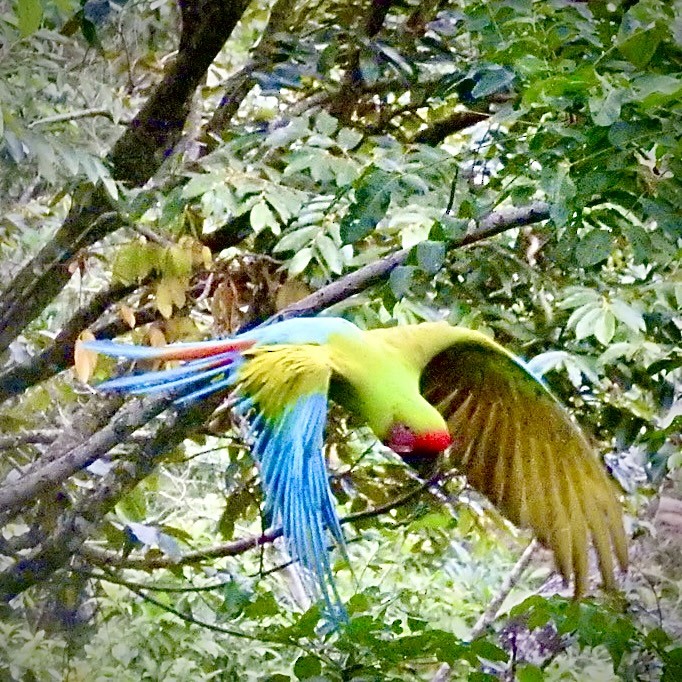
[237,392,347,621]
[97,352,236,393]
[85,318,352,620]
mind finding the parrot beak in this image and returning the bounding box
[385,424,449,478]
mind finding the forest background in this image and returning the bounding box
[0,0,680,679]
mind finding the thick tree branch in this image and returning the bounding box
[0,0,250,356]
[413,111,490,146]
[110,0,251,183]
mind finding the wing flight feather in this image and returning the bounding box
[421,343,627,596]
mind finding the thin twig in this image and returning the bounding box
[79,474,439,570]
[132,224,174,246]
[28,108,117,128]
[0,430,61,449]
[470,539,539,639]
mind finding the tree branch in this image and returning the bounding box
[0,0,251,355]
[0,281,136,403]
[28,108,117,128]
[470,539,539,639]
[0,430,62,450]
[0,399,211,602]
[109,0,251,184]
[274,201,550,321]
[207,0,295,136]
[327,0,397,122]
[78,474,438,570]
[0,395,170,517]
[413,111,490,146]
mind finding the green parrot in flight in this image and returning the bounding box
[82,317,627,619]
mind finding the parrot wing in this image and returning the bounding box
[420,342,627,597]
[235,344,347,619]
[81,333,347,619]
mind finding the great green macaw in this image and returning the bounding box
[81,317,627,618]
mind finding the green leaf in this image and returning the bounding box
[432,215,469,242]
[566,302,599,330]
[218,488,253,540]
[517,664,544,682]
[575,306,603,340]
[112,242,158,283]
[558,288,600,309]
[617,12,664,68]
[416,240,446,275]
[336,127,363,151]
[274,226,317,253]
[243,592,280,619]
[621,223,652,264]
[315,111,337,136]
[389,265,415,298]
[293,655,322,680]
[17,0,43,36]
[284,605,321,639]
[115,486,147,522]
[574,229,612,267]
[219,581,252,618]
[288,247,313,276]
[611,298,646,332]
[594,309,616,345]
[663,647,682,682]
[608,120,657,149]
[589,82,627,127]
[251,201,279,233]
[316,234,343,274]
[359,46,380,85]
[631,74,682,108]
[182,174,217,199]
[339,168,393,243]
[470,65,515,99]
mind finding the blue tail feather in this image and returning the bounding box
[98,355,233,393]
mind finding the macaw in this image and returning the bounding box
[81,317,627,618]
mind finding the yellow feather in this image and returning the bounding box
[413,326,628,596]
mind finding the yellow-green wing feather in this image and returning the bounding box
[421,342,627,596]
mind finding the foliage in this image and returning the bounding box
[0,0,681,680]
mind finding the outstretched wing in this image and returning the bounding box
[421,342,627,597]
[83,334,347,618]
[235,344,347,619]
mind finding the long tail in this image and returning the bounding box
[80,337,255,405]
